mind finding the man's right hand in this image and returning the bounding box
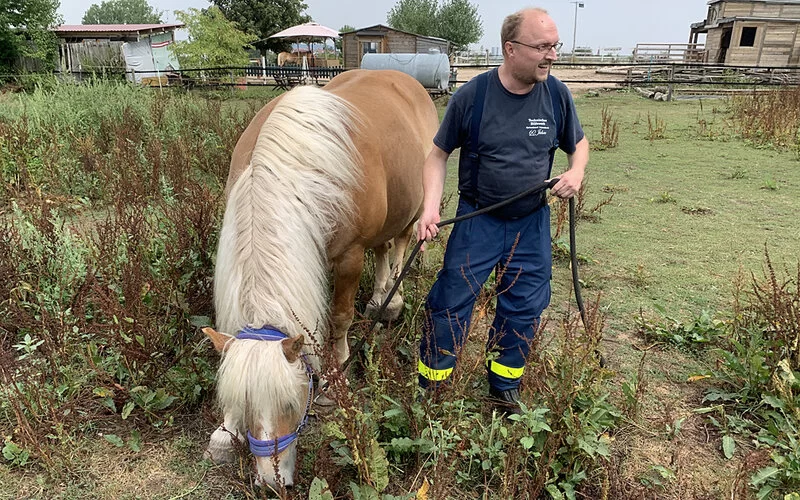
[417,209,441,242]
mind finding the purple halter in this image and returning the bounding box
[236,326,314,457]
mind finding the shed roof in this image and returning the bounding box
[342,24,448,43]
[55,23,183,36]
[707,0,800,4]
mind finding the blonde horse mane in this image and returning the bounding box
[213,85,361,417]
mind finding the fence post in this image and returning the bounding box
[667,64,674,101]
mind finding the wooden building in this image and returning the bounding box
[689,0,800,66]
[340,25,449,69]
[53,24,183,80]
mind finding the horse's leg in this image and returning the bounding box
[204,412,242,464]
[364,242,391,319]
[382,222,416,321]
[314,247,364,407]
[330,246,366,366]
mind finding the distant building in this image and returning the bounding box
[689,0,800,66]
[340,24,449,69]
[54,24,183,81]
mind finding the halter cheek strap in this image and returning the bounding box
[235,326,314,457]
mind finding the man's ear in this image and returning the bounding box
[281,334,305,363]
[202,327,235,353]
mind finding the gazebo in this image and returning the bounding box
[269,22,340,68]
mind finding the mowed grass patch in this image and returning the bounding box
[552,93,800,324]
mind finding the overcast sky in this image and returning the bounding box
[58,0,711,53]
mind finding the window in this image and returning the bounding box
[362,41,380,55]
[740,27,757,47]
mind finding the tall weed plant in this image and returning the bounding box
[0,79,250,471]
[729,86,800,150]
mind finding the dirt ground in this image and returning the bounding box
[454,66,628,95]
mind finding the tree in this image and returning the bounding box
[386,0,482,52]
[436,0,482,52]
[170,7,257,68]
[0,0,61,75]
[386,0,437,38]
[335,24,355,52]
[81,0,163,24]
[211,0,310,55]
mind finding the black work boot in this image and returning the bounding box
[488,386,521,416]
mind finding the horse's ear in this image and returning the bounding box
[203,327,234,353]
[281,334,305,363]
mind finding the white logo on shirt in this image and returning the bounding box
[526,118,550,137]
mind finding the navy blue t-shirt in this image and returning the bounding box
[434,68,585,217]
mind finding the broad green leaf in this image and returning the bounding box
[104,434,124,447]
[751,466,780,486]
[349,482,380,500]
[762,395,785,409]
[128,430,142,452]
[121,401,135,420]
[309,477,333,500]
[189,315,211,328]
[722,435,735,459]
[365,438,389,492]
[545,484,565,500]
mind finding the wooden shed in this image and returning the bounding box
[340,24,449,69]
[54,24,184,82]
[689,0,800,66]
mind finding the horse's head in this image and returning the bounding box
[204,327,311,489]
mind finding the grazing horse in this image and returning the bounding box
[277,51,301,66]
[202,69,438,488]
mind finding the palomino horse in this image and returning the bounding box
[202,69,438,488]
[277,51,302,66]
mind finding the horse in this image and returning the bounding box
[201,69,439,489]
[277,51,301,66]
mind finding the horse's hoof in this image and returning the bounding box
[203,446,234,464]
[314,392,337,408]
[381,296,404,322]
[364,300,381,319]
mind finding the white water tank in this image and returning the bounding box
[361,52,450,90]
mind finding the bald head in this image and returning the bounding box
[501,8,556,57]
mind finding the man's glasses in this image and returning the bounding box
[510,40,563,54]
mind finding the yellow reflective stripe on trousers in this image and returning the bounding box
[486,360,524,379]
[418,360,453,381]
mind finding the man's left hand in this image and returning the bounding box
[548,168,584,199]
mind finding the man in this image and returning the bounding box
[416,7,589,413]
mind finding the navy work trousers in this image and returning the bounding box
[418,198,552,392]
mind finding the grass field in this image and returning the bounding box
[1,81,799,499]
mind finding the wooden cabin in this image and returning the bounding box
[689,0,800,66]
[340,24,449,69]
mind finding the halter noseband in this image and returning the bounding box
[235,326,314,457]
